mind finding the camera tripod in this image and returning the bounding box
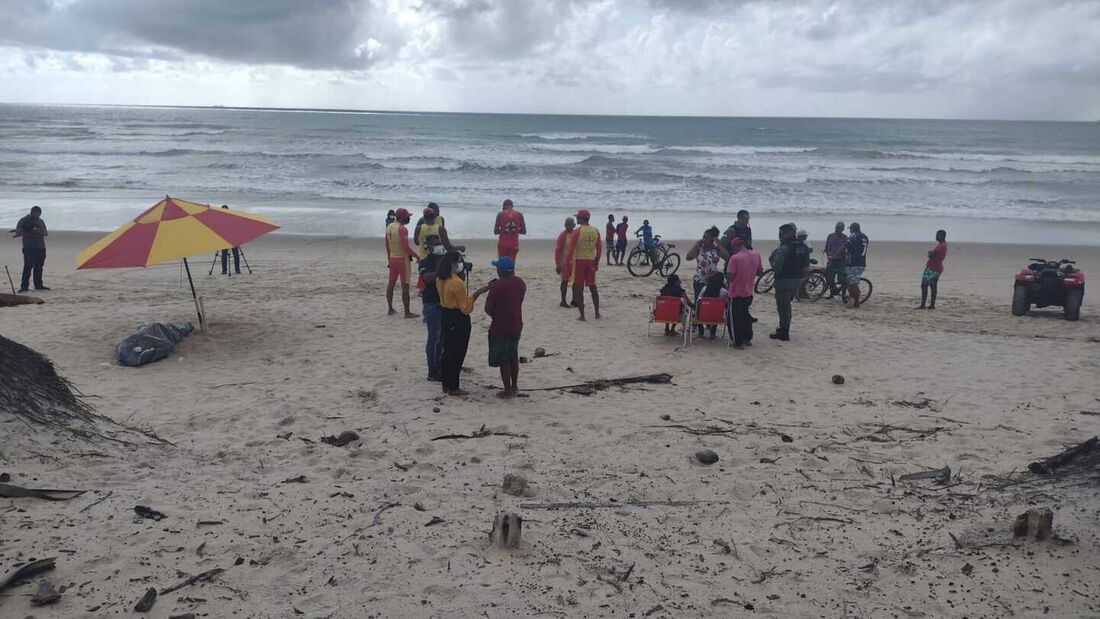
[208,246,253,276]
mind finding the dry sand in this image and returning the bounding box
[2,231,1099,618]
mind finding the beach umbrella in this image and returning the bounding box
[76,196,279,329]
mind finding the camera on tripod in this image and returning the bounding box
[459,253,474,274]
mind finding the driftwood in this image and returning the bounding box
[431,425,528,441]
[521,499,728,510]
[1028,437,1099,475]
[134,587,158,612]
[898,466,952,484]
[0,482,86,501]
[159,567,225,595]
[490,513,523,548]
[523,373,674,392]
[0,557,56,592]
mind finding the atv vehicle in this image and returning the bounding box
[1012,258,1084,321]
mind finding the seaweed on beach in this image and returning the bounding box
[0,333,170,447]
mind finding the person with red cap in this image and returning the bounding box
[385,207,419,318]
[564,209,602,321]
[493,198,527,263]
[614,215,629,265]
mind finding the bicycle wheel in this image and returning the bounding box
[839,278,873,304]
[627,247,653,277]
[656,252,681,277]
[754,269,775,294]
[858,278,873,303]
[802,272,828,301]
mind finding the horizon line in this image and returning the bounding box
[0,100,1093,124]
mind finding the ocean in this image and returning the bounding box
[1,104,1098,244]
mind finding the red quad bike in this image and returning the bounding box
[1012,258,1084,321]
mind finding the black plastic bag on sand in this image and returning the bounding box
[116,322,194,367]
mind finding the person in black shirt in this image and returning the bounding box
[845,223,870,308]
[419,235,445,382]
[13,206,49,292]
[721,209,753,253]
[768,222,810,341]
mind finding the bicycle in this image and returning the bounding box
[754,260,872,304]
[627,235,681,278]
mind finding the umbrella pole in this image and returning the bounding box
[182,257,205,331]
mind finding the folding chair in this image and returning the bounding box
[691,296,728,344]
[648,295,691,347]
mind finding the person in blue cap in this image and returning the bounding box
[485,256,526,398]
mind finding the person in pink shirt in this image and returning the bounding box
[725,237,764,349]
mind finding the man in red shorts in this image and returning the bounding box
[565,209,602,321]
[385,207,419,318]
[554,216,576,308]
[493,198,527,263]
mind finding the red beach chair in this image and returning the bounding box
[648,295,691,346]
[691,296,728,344]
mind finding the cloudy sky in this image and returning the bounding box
[1,0,1097,120]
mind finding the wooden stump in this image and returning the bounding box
[1012,507,1053,539]
[491,512,522,549]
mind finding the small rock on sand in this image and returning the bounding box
[832,374,845,385]
[31,579,61,606]
[534,347,547,358]
[695,450,719,465]
[321,430,359,447]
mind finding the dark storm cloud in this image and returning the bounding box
[0,0,402,69]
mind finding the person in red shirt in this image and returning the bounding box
[485,256,526,398]
[494,198,527,262]
[918,229,948,310]
[554,216,576,308]
[614,216,629,265]
[605,214,616,266]
[564,209,602,321]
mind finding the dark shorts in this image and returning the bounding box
[615,239,626,253]
[488,335,520,367]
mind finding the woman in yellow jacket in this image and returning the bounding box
[436,251,490,396]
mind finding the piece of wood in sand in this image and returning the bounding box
[520,499,727,510]
[0,482,85,501]
[523,373,674,392]
[898,466,952,483]
[431,424,528,441]
[159,567,225,595]
[0,557,56,592]
[490,513,523,549]
[0,292,44,307]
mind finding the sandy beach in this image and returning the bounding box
[2,231,1099,618]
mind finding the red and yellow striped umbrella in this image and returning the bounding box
[77,196,278,269]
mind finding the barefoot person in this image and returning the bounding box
[485,257,526,398]
[565,209,602,321]
[385,208,419,318]
[768,223,810,341]
[12,205,49,293]
[605,214,616,266]
[554,216,576,308]
[494,198,526,262]
[437,251,489,396]
[918,229,948,310]
[614,216,629,265]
